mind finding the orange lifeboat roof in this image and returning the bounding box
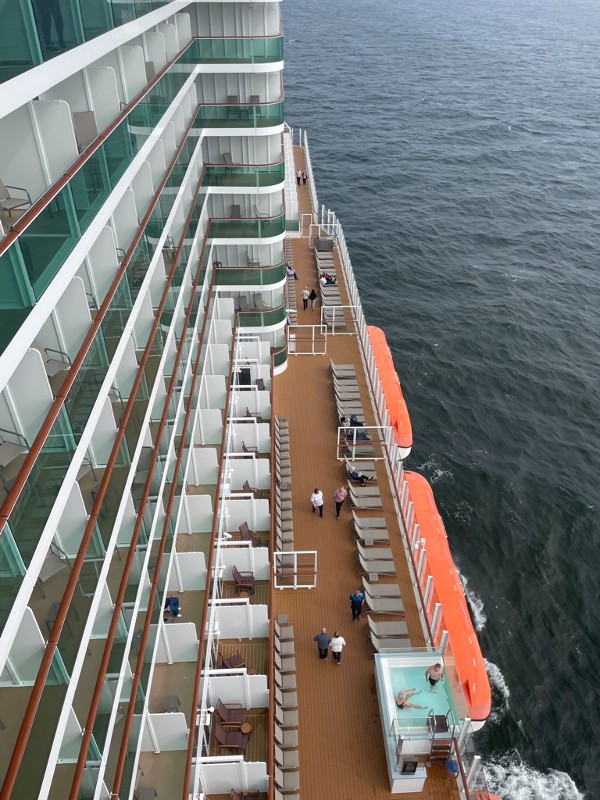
[405,471,491,723]
[367,326,412,449]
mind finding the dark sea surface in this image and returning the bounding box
[284,1,600,798]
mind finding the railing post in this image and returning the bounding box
[423,575,433,609]
[466,755,481,789]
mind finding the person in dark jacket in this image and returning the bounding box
[349,589,365,622]
[313,627,332,659]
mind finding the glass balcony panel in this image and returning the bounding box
[214,262,286,286]
[0,2,41,83]
[204,161,284,189]
[195,101,284,128]
[209,214,286,239]
[239,305,287,327]
[181,36,283,64]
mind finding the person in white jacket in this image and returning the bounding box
[310,488,324,518]
[329,631,346,664]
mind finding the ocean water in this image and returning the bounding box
[283,1,600,798]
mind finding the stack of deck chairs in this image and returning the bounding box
[274,416,293,552]
[273,617,300,800]
[314,238,345,330]
[284,240,298,326]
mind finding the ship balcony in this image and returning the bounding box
[203,160,285,190]
[213,260,286,288]
[194,100,285,130]
[180,35,284,66]
[208,213,286,244]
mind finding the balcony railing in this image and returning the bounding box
[180,36,284,64]
[0,0,174,84]
[209,213,286,240]
[213,261,286,287]
[238,304,286,328]
[194,101,285,129]
[203,161,285,189]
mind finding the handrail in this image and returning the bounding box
[0,112,201,800]
[179,303,239,800]
[194,32,284,40]
[204,156,285,168]
[0,38,195,254]
[209,211,285,222]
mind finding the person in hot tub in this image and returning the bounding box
[395,689,427,709]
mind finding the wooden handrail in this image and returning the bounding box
[0,110,200,800]
[70,179,211,800]
[0,39,195,256]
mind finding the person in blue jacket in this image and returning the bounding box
[349,588,365,622]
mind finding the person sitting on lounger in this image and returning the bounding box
[286,263,298,279]
[396,689,427,709]
[320,272,337,285]
[349,468,373,487]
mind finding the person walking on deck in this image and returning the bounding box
[333,485,347,518]
[329,631,346,664]
[311,488,324,517]
[349,588,365,622]
[296,169,302,185]
[302,170,308,185]
[301,286,310,310]
[309,288,318,309]
[314,627,331,660]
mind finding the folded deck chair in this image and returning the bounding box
[369,631,409,653]
[356,541,394,561]
[275,723,298,748]
[274,705,299,728]
[358,554,396,575]
[274,652,296,673]
[275,744,299,770]
[362,578,401,597]
[354,528,390,543]
[349,488,383,509]
[368,618,409,638]
[330,361,356,376]
[365,593,405,615]
[347,483,381,497]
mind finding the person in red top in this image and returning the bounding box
[333,485,348,518]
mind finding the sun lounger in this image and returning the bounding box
[358,554,396,574]
[356,541,394,561]
[349,487,383,509]
[364,593,405,615]
[369,632,410,653]
[347,483,381,497]
[362,579,401,597]
[368,618,409,638]
[353,512,387,528]
[330,361,356,376]
[354,528,390,543]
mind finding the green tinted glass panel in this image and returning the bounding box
[180,36,283,64]
[195,102,284,128]
[204,161,284,188]
[214,262,286,286]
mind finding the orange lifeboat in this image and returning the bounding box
[367,326,412,456]
[405,471,491,725]
[474,793,503,800]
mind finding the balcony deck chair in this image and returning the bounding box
[232,565,255,594]
[275,723,298,748]
[214,723,250,753]
[230,203,242,218]
[230,791,259,800]
[241,440,258,454]
[242,479,266,499]
[239,296,251,312]
[364,592,405,615]
[275,744,299,770]
[0,429,29,469]
[254,292,268,309]
[356,541,394,562]
[252,204,268,219]
[245,406,263,422]
[216,699,246,728]
[227,95,240,118]
[220,651,246,669]
[0,179,32,218]
[255,378,266,390]
[368,618,409,638]
[362,578,402,597]
[239,521,267,548]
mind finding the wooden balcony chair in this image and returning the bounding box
[232,565,255,595]
[214,723,250,753]
[242,479,266,499]
[245,406,263,423]
[216,699,246,728]
[220,651,246,669]
[241,440,258,454]
[239,521,267,548]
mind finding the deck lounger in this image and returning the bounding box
[275,723,298,748]
[275,744,300,770]
[365,594,405,615]
[347,483,381,497]
[358,555,396,574]
[276,536,294,552]
[353,512,387,528]
[369,632,409,653]
[274,767,300,794]
[216,699,245,727]
[349,488,383,509]
[274,621,294,641]
[275,687,298,709]
[274,652,296,673]
[275,638,295,656]
[356,542,394,561]
[275,705,299,728]
[214,723,250,753]
[369,618,409,638]
[362,579,401,597]
[354,528,390,543]
[275,671,297,691]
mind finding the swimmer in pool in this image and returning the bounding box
[425,663,444,688]
[395,689,427,709]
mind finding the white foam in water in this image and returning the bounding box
[416,455,453,485]
[484,754,584,800]
[458,569,487,631]
[484,658,510,723]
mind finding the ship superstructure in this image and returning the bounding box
[0,3,497,800]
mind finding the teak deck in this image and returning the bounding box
[267,149,460,799]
